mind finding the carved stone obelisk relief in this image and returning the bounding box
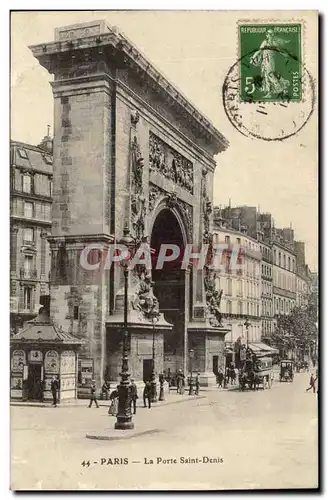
[30,20,229,388]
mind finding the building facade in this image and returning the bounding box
[258,238,274,339]
[212,211,262,348]
[213,206,314,345]
[271,228,297,328]
[29,20,230,388]
[10,140,53,333]
[294,241,311,307]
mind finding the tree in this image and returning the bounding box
[271,290,318,360]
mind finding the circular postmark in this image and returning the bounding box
[222,47,315,141]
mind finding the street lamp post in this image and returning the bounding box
[244,318,251,349]
[115,227,135,430]
[151,316,158,403]
[188,349,194,396]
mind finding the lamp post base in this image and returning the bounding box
[115,419,135,430]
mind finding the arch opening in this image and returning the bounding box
[151,209,187,374]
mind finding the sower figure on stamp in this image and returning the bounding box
[130,379,138,414]
[143,380,152,408]
[88,379,99,408]
[249,29,290,99]
[51,376,59,407]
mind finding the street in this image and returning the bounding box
[11,372,318,490]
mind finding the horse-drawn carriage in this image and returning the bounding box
[280,360,294,382]
[239,356,273,391]
[296,360,309,373]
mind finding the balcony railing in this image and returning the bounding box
[20,268,37,279]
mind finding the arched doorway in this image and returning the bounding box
[150,208,187,375]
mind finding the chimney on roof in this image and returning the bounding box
[38,125,53,154]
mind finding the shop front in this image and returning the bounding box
[10,309,83,403]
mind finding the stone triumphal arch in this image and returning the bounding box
[30,20,229,389]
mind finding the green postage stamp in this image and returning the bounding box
[239,23,302,102]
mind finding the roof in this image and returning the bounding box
[11,141,53,175]
[11,309,83,345]
[29,21,229,155]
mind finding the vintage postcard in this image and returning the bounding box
[10,10,318,491]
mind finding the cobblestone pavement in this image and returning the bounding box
[11,372,318,490]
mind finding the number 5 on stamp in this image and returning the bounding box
[239,23,302,102]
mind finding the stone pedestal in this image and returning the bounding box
[106,306,172,384]
[187,322,230,387]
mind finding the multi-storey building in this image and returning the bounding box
[294,241,311,307]
[10,137,53,333]
[258,236,273,339]
[271,228,296,328]
[212,209,262,349]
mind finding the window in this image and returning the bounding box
[278,252,281,267]
[225,235,230,244]
[237,237,241,245]
[24,202,33,218]
[23,287,32,310]
[237,279,242,297]
[24,255,33,276]
[18,148,28,159]
[34,174,51,197]
[23,227,34,243]
[238,301,243,315]
[73,306,79,320]
[49,179,52,197]
[227,278,232,296]
[226,300,232,315]
[225,256,231,274]
[22,174,31,193]
[288,257,291,270]
[35,203,51,221]
[42,154,53,165]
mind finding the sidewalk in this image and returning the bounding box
[10,391,206,409]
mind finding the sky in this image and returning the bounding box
[10,10,318,270]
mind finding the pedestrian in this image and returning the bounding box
[88,379,99,408]
[143,380,152,408]
[177,371,185,395]
[101,380,111,400]
[217,369,224,388]
[176,370,182,394]
[195,372,200,395]
[188,375,194,396]
[306,373,317,393]
[51,376,59,407]
[234,367,239,385]
[130,379,138,414]
[108,386,119,415]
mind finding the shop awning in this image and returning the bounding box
[248,342,279,355]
